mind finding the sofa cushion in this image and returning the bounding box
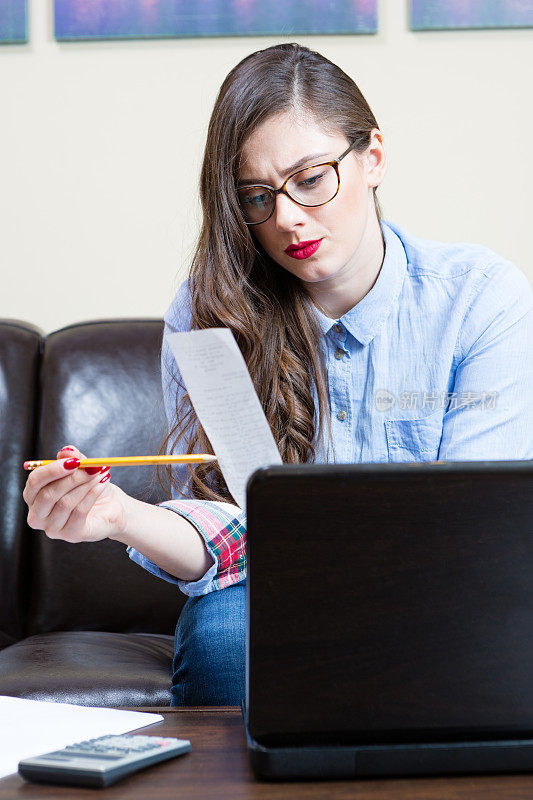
[27,320,185,638]
[0,631,174,706]
[0,320,42,649]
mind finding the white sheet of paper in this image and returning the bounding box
[0,696,163,779]
[167,328,282,509]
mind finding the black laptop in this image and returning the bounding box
[242,460,533,779]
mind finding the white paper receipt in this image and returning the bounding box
[167,328,282,510]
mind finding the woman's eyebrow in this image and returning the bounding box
[238,151,330,186]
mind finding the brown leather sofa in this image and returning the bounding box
[0,318,187,706]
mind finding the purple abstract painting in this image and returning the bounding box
[411,0,533,30]
[0,0,27,43]
[54,0,377,39]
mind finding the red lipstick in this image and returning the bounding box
[284,239,323,260]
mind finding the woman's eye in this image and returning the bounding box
[243,192,270,207]
[298,171,326,188]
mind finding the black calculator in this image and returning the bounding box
[18,734,191,787]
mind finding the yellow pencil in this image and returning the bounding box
[23,455,217,471]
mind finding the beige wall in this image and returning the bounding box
[1,1,531,334]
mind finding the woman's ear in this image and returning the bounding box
[365,128,387,189]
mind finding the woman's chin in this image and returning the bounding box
[291,261,339,284]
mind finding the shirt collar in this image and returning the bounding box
[307,220,407,346]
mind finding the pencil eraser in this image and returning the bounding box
[23,461,30,470]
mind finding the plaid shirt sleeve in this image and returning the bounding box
[126,499,247,597]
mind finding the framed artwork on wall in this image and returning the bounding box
[54,0,377,40]
[0,0,28,43]
[411,0,533,31]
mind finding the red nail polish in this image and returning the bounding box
[85,466,102,475]
[64,458,80,470]
[61,446,76,452]
[99,474,110,484]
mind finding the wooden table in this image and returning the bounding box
[1,707,531,799]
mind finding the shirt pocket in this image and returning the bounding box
[384,408,444,463]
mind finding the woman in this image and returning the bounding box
[23,43,533,707]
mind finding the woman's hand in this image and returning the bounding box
[23,445,129,543]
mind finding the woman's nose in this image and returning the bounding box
[273,193,306,231]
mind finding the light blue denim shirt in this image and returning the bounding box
[310,220,533,464]
[128,219,533,595]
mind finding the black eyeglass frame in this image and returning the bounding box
[237,140,359,226]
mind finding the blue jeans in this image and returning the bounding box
[170,582,245,706]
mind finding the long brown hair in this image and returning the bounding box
[158,43,382,504]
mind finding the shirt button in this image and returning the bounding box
[336,410,347,421]
[333,323,343,333]
[334,348,344,360]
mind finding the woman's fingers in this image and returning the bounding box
[24,460,107,525]
[24,457,81,509]
[56,446,107,475]
[56,445,86,461]
[22,443,116,544]
[42,471,110,541]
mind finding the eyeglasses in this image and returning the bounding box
[237,141,357,226]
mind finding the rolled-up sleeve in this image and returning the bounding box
[127,499,247,596]
[438,259,533,460]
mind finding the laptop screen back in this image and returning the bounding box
[245,462,533,747]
